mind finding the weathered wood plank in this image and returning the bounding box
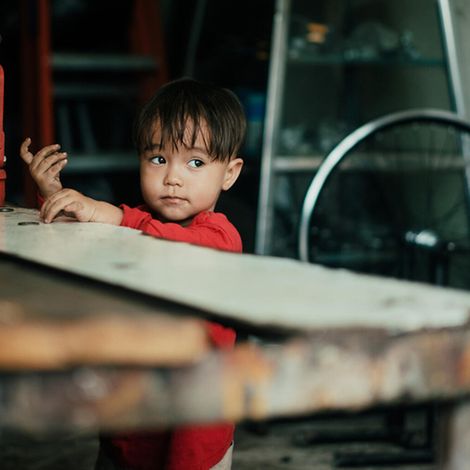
[0,257,210,368]
[3,204,470,441]
[3,327,470,432]
[1,205,470,333]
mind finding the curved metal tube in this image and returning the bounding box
[298,108,470,263]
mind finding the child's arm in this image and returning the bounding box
[41,189,123,225]
[19,138,68,198]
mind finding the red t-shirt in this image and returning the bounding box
[101,205,241,469]
[120,205,242,253]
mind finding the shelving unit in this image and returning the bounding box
[19,0,168,206]
[255,0,465,258]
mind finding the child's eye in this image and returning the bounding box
[150,155,166,165]
[188,159,204,168]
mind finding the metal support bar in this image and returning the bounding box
[437,400,470,469]
[438,0,470,220]
[437,0,466,117]
[255,0,290,255]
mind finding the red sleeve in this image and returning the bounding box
[119,204,242,253]
[205,321,236,349]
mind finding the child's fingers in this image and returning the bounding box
[30,144,62,172]
[37,152,68,174]
[47,157,68,177]
[19,138,33,164]
[41,189,85,223]
[40,189,68,221]
[42,195,74,223]
[61,201,83,218]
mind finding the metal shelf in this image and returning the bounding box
[255,0,462,257]
[287,52,445,67]
[51,53,158,72]
[63,152,139,173]
[273,151,468,173]
[273,155,323,172]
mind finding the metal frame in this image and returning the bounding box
[255,0,465,256]
[298,108,470,262]
[437,0,466,117]
[255,0,290,255]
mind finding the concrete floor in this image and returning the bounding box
[0,411,437,469]
[232,414,436,470]
[0,430,99,470]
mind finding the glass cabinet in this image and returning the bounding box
[256,0,462,258]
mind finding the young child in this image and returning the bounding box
[20,77,246,470]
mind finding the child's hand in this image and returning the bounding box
[40,189,97,224]
[20,137,68,198]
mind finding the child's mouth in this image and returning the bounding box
[162,197,186,205]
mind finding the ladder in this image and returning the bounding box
[255,0,466,257]
[19,0,168,206]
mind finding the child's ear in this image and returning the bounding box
[222,157,244,191]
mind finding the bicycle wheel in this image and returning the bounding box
[299,108,470,288]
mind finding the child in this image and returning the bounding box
[20,77,246,470]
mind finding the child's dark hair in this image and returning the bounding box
[134,78,247,161]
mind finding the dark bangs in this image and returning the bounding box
[133,78,246,161]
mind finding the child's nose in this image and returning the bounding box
[164,166,183,186]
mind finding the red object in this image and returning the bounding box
[102,208,241,469]
[102,322,236,470]
[20,0,53,206]
[130,0,169,101]
[0,64,5,206]
[120,204,243,252]
[36,193,241,469]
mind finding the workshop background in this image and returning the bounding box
[2,1,470,469]
[0,0,273,254]
[2,0,470,260]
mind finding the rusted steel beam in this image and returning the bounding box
[3,327,470,433]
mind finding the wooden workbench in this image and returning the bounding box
[1,205,470,468]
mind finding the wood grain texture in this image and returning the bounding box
[0,256,209,368]
[2,205,470,333]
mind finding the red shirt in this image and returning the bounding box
[101,205,241,469]
[120,205,242,253]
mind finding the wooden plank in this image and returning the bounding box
[1,205,470,333]
[3,206,470,434]
[0,256,210,369]
[3,326,470,432]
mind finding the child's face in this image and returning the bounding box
[139,121,243,225]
